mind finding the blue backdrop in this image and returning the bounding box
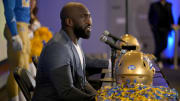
[165,0,179,58]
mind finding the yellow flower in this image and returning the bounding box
[30,37,43,57]
[30,26,53,62]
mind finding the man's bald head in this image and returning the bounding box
[60,2,88,27]
[60,2,92,39]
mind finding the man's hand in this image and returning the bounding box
[12,35,23,51]
[172,24,180,31]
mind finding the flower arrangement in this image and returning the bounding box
[30,27,53,60]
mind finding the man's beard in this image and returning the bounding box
[74,25,90,39]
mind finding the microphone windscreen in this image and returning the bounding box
[100,35,107,42]
[103,30,110,36]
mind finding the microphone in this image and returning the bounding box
[100,35,121,50]
[103,30,126,43]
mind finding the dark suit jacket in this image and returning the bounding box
[148,1,174,30]
[32,30,96,101]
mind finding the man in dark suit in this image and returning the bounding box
[148,0,174,65]
[32,2,97,101]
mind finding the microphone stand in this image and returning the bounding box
[110,39,118,86]
[125,0,129,34]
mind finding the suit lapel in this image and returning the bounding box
[55,30,84,75]
[71,44,84,76]
[79,46,86,74]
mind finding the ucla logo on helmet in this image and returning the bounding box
[128,65,136,70]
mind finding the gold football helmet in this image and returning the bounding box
[115,50,155,86]
[119,34,141,51]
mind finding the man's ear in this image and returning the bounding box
[65,18,73,27]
